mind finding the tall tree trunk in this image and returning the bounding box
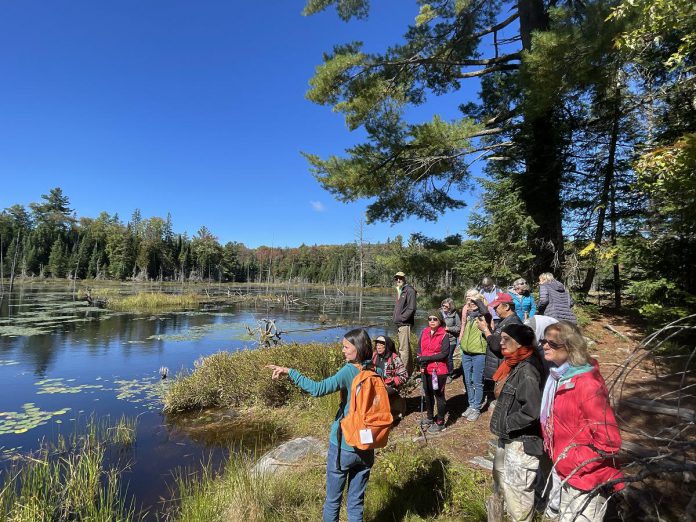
[610,178,621,308]
[581,97,621,293]
[517,0,565,276]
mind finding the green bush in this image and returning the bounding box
[626,279,696,323]
[163,343,345,413]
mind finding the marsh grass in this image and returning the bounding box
[166,441,487,522]
[163,342,345,413]
[106,291,200,312]
[0,418,136,521]
[109,415,137,445]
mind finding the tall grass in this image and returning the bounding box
[0,418,136,521]
[163,342,345,413]
[107,292,200,312]
[165,441,487,522]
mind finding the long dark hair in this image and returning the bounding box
[343,328,373,362]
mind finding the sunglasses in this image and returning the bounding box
[427,316,439,321]
[539,338,565,349]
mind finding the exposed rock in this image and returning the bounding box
[469,456,494,471]
[253,437,326,476]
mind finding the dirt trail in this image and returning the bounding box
[387,312,690,469]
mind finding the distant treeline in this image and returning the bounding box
[1,188,694,324]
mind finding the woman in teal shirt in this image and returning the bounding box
[266,328,375,522]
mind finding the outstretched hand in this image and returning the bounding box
[265,364,289,380]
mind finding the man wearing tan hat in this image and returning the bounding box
[393,271,417,374]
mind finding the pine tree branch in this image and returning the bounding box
[473,11,520,39]
[454,64,519,78]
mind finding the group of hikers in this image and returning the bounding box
[266,271,623,522]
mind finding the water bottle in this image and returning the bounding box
[431,368,439,390]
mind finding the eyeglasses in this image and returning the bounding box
[539,338,565,349]
[427,316,439,322]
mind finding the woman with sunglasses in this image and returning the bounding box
[489,323,544,522]
[510,278,536,322]
[266,328,377,522]
[416,310,450,433]
[540,321,623,521]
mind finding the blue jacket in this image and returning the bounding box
[289,362,381,452]
[511,292,536,321]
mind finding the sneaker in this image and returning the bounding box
[427,422,445,434]
[488,400,496,411]
[466,409,481,422]
[420,417,434,428]
[462,407,475,418]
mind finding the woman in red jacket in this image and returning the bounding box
[540,321,623,521]
[417,310,449,433]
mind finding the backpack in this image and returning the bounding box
[339,364,393,450]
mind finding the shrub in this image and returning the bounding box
[163,343,345,413]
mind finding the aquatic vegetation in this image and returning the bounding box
[0,418,135,521]
[163,342,345,413]
[35,377,104,395]
[113,377,169,410]
[0,325,51,337]
[0,403,71,435]
[110,415,137,445]
[147,321,244,342]
[107,292,200,312]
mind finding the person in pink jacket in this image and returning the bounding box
[417,310,449,433]
[540,321,623,521]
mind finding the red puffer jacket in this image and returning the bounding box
[543,363,624,492]
[418,327,449,376]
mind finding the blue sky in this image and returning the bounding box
[0,1,485,247]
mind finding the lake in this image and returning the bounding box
[0,281,432,516]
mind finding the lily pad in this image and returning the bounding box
[113,377,169,410]
[35,378,104,395]
[0,403,71,435]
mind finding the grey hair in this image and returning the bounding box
[544,321,590,366]
[441,298,455,309]
[513,278,528,287]
[539,272,555,283]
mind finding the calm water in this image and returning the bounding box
[0,282,429,516]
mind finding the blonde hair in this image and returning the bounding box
[465,291,487,307]
[544,321,590,366]
[539,272,555,283]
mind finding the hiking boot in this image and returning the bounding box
[462,407,475,418]
[427,422,445,434]
[420,417,434,428]
[466,409,481,422]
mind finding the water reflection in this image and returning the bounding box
[0,282,410,516]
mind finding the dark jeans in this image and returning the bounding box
[422,372,447,423]
[324,443,374,522]
[386,384,406,417]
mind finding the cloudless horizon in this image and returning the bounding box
[1,1,485,248]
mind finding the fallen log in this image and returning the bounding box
[620,397,695,422]
[603,323,630,342]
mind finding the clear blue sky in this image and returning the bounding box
[0,1,483,247]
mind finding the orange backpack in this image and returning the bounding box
[339,364,393,450]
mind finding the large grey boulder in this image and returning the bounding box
[253,437,327,476]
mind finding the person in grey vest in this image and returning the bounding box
[441,297,461,382]
[537,273,577,324]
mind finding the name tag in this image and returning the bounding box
[359,429,373,445]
